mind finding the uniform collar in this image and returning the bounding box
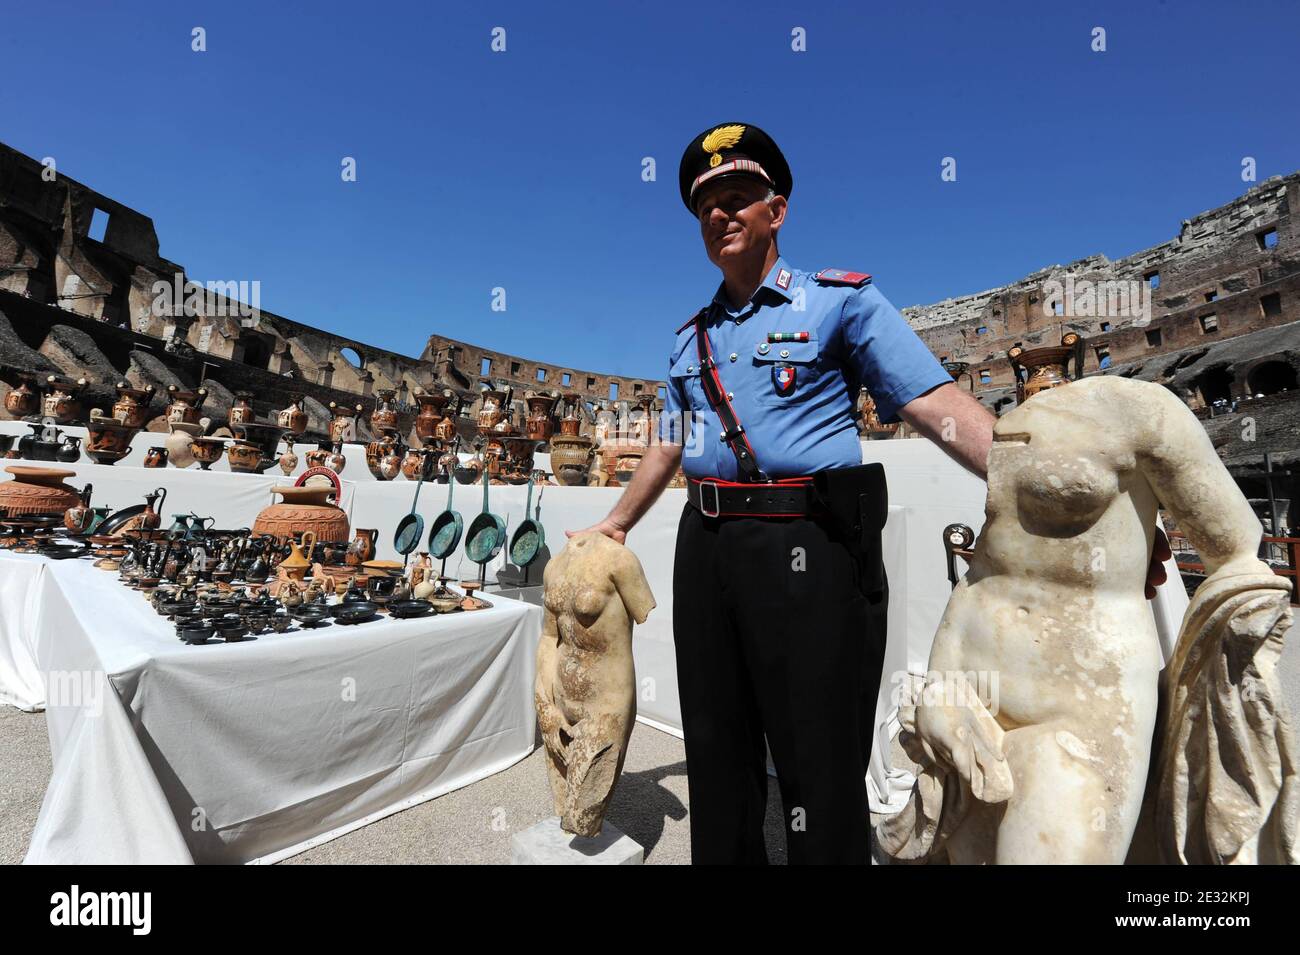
[709,255,795,319]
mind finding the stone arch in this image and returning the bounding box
[1246,359,1297,397]
[339,346,365,369]
[1192,365,1233,406]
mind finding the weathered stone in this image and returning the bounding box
[37,324,119,384]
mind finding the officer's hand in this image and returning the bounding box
[565,519,627,544]
[1145,526,1173,600]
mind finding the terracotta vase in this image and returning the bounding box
[305,443,330,470]
[346,528,378,567]
[0,466,82,518]
[253,487,350,543]
[226,441,264,474]
[143,447,169,469]
[415,391,450,443]
[228,391,255,427]
[165,385,208,425]
[328,402,363,444]
[4,375,40,418]
[325,443,347,474]
[477,389,508,430]
[525,394,557,441]
[276,396,309,436]
[189,436,224,470]
[85,416,139,465]
[278,439,299,475]
[43,376,88,425]
[276,531,317,583]
[1008,333,1082,404]
[112,381,156,429]
[371,389,400,435]
[549,433,594,486]
[63,482,95,533]
[400,447,425,481]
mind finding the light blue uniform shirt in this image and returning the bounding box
[660,256,951,481]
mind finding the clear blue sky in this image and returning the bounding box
[3,0,1296,381]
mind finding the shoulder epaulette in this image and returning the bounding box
[813,269,872,287]
[676,307,707,334]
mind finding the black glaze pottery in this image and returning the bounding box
[387,599,434,619]
[332,600,379,624]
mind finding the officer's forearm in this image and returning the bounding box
[607,441,682,533]
[898,382,995,480]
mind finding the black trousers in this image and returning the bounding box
[672,503,888,865]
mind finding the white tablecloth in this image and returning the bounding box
[0,554,49,710]
[16,554,542,864]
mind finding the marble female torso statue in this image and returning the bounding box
[536,531,656,837]
[881,376,1296,865]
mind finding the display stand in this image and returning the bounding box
[510,817,643,865]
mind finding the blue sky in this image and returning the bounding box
[3,0,1297,381]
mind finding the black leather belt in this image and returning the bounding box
[687,477,818,518]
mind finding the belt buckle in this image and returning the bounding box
[698,480,721,518]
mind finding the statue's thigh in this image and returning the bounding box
[994,724,1139,864]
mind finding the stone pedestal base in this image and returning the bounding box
[510,817,643,865]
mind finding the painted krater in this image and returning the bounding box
[85,415,137,465]
[477,389,508,430]
[43,376,88,425]
[370,389,400,435]
[1008,332,1083,405]
[414,390,451,444]
[525,394,557,441]
[165,385,209,425]
[112,382,156,429]
[549,433,593,486]
[328,402,363,444]
[189,436,224,471]
[4,375,40,418]
[226,441,264,474]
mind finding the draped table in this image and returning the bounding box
[13,553,542,864]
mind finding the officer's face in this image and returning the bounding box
[695,180,785,266]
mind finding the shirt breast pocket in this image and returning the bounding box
[752,337,821,405]
[667,353,705,435]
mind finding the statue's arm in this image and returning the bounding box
[1133,383,1261,575]
[535,609,569,756]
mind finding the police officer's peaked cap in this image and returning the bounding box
[678,122,793,215]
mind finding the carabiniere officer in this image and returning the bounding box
[571,122,996,864]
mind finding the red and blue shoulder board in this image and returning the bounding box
[814,268,872,287]
[676,307,708,334]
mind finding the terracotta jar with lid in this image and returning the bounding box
[253,486,350,543]
[166,385,208,425]
[0,466,82,518]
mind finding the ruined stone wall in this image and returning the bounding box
[905,174,1300,410]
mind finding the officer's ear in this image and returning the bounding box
[767,194,787,235]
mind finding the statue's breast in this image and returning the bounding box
[992,440,1123,538]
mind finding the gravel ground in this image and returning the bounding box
[3,616,1297,866]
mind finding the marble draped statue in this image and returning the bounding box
[877,376,1297,864]
[537,531,656,837]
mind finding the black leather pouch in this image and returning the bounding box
[812,463,888,599]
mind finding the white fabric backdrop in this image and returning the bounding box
[17,554,543,864]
